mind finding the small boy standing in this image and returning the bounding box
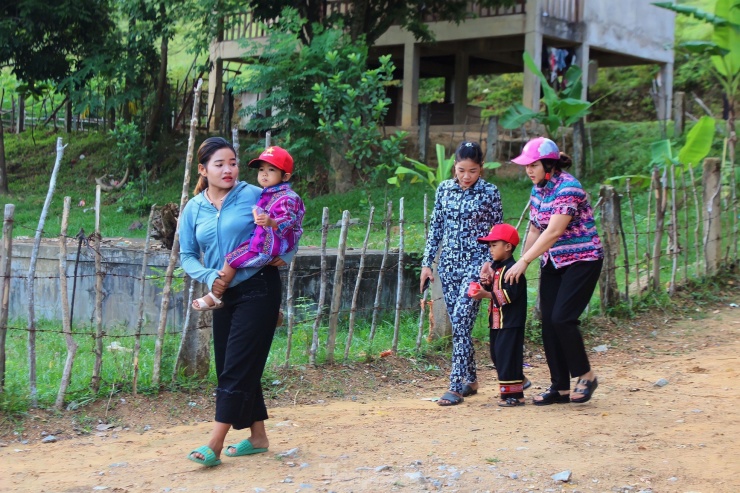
[471,223,528,407]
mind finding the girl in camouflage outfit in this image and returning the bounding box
[420,141,503,406]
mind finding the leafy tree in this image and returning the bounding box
[312,52,403,193]
[245,0,517,45]
[0,0,116,93]
[229,11,326,182]
[231,8,409,193]
[0,0,116,194]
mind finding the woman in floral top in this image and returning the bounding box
[504,137,603,406]
[420,141,503,406]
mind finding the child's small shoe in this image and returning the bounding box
[192,292,223,311]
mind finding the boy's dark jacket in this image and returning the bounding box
[483,256,527,329]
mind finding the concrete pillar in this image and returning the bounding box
[401,41,420,128]
[444,77,454,103]
[453,51,469,125]
[576,42,591,101]
[208,57,224,132]
[419,104,430,163]
[673,91,685,137]
[522,0,544,111]
[657,62,674,122]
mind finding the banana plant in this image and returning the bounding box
[500,51,594,140]
[387,143,500,190]
[654,0,739,191]
[606,116,716,189]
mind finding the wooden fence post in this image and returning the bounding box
[326,210,350,364]
[310,207,329,365]
[134,205,156,393]
[153,79,203,387]
[28,137,65,404]
[284,255,297,368]
[702,157,722,275]
[651,167,666,291]
[416,195,429,351]
[55,197,77,409]
[598,185,622,311]
[0,204,15,392]
[688,165,703,276]
[668,164,679,295]
[16,96,24,134]
[625,179,641,294]
[679,168,690,282]
[369,201,392,343]
[345,207,375,361]
[91,185,104,393]
[392,198,405,353]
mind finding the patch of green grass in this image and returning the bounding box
[1,318,183,413]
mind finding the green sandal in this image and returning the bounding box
[223,439,269,457]
[187,445,222,467]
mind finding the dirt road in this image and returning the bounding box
[2,306,738,492]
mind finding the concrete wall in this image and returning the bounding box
[2,242,419,332]
[583,0,674,64]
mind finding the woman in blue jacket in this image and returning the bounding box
[420,141,503,406]
[179,137,295,467]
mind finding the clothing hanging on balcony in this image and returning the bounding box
[542,47,577,91]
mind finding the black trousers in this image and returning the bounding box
[490,327,525,399]
[212,266,282,430]
[539,258,603,391]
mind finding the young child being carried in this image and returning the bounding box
[193,146,305,311]
[470,223,528,407]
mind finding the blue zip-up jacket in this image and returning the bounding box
[179,181,296,290]
[422,177,502,277]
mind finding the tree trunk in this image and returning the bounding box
[144,3,169,150]
[349,0,369,41]
[330,147,354,194]
[174,283,212,379]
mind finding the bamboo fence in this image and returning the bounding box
[0,134,736,407]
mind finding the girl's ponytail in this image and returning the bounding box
[193,175,208,196]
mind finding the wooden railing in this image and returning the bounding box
[542,0,583,23]
[222,0,582,42]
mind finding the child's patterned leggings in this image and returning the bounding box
[440,271,482,394]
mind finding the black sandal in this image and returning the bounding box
[437,391,464,406]
[533,387,570,406]
[571,377,598,403]
[461,383,478,397]
[498,397,525,407]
